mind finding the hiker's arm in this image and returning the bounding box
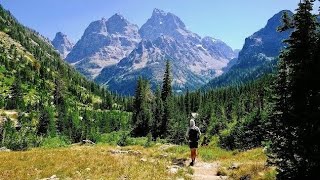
[185,128,189,141]
[197,127,202,136]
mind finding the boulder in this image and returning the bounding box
[0,147,11,152]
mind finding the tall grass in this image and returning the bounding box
[0,145,185,180]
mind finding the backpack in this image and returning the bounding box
[189,128,200,142]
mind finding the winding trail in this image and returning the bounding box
[189,161,227,180]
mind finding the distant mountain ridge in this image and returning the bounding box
[204,10,295,89]
[55,8,237,95]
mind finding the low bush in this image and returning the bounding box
[40,136,71,148]
[1,119,41,150]
[98,131,156,147]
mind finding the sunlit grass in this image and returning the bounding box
[0,136,275,180]
[165,137,275,180]
[0,145,187,180]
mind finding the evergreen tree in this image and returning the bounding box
[8,77,23,110]
[152,86,164,139]
[161,60,172,101]
[132,77,153,137]
[53,79,64,107]
[37,105,56,136]
[56,102,68,134]
[269,1,320,178]
[160,60,173,137]
[185,88,191,117]
[81,110,91,140]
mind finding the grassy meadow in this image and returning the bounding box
[0,135,276,180]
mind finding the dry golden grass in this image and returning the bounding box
[165,144,276,180]
[0,141,275,180]
[217,148,276,180]
[0,145,188,180]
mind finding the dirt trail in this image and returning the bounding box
[189,161,227,180]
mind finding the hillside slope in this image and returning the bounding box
[0,5,130,149]
[0,5,113,110]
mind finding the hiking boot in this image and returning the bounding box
[190,160,194,166]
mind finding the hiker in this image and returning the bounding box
[186,119,201,166]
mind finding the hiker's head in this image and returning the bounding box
[190,119,195,128]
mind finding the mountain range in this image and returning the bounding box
[53,9,237,95]
[52,9,300,95]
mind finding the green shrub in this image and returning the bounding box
[40,136,70,148]
[156,137,167,144]
[166,145,189,154]
[87,128,101,143]
[127,137,147,146]
[98,131,156,147]
[219,111,266,150]
[117,131,130,146]
[98,131,125,145]
[1,120,41,151]
[144,133,153,147]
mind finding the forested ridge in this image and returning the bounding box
[0,0,320,179]
[0,5,132,149]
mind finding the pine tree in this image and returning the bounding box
[160,60,173,137]
[81,110,91,140]
[37,105,55,136]
[132,77,153,137]
[152,86,164,139]
[8,76,23,110]
[47,106,56,137]
[185,88,191,117]
[269,1,320,178]
[161,60,172,101]
[53,79,64,107]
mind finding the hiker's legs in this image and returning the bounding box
[191,148,197,161]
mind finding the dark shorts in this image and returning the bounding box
[189,141,199,149]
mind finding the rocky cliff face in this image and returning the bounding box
[237,10,294,68]
[65,14,141,78]
[204,10,294,89]
[52,32,74,59]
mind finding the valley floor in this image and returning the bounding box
[0,143,275,180]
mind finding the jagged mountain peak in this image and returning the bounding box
[152,8,167,16]
[107,13,128,26]
[52,32,74,58]
[106,13,139,35]
[139,9,189,41]
[83,18,108,36]
[65,13,141,76]
[55,32,67,38]
[254,10,293,36]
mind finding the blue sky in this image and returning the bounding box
[1,0,318,49]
